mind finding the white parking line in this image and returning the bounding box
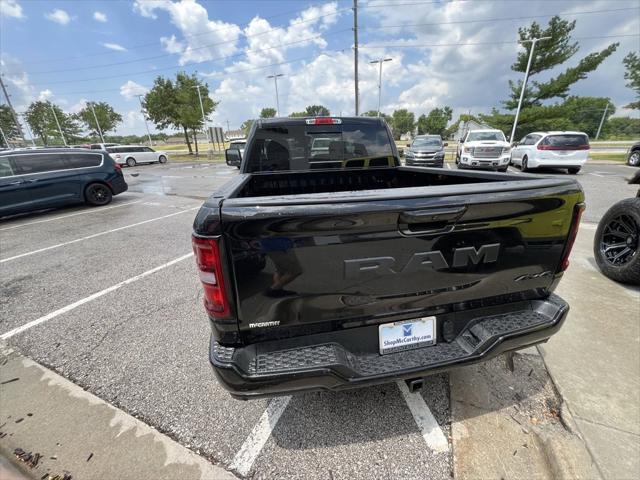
[0,252,194,340]
[396,380,449,453]
[0,200,144,232]
[0,207,199,264]
[230,396,291,476]
[446,163,451,170]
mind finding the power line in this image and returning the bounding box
[25,29,352,86]
[360,6,639,30]
[359,33,640,49]
[26,28,351,76]
[18,4,353,66]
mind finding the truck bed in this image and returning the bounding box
[233,167,495,198]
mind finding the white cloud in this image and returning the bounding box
[45,9,72,25]
[69,99,88,114]
[120,80,148,99]
[0,54,35,111]
[0,0,25,19]
[102,42,127,52]
[38,89,53,101]
[93,11,107,23]
[133,0,242,65]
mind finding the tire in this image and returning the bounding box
[498,166,508,172]
[158,155,167,164]
[568,167,581,174]
[455,153,460,165]
[126,157,136,167]
[85,183,112,207]
[593,198,640,285]
[628,151,640,167]
[521,156,529,172]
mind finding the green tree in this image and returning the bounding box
[416,107,453,136]
[389,109,415,140]
[241,119,255,135]
[562,96,615,138]
[260,107,277,118]
[76,101,122,139]
[289,111,307,117]
[606,117,640,139]
[362,110,391,122]
[25,101,80,145]
[305,105,330,116]
[623,52,640,110]
[144,72,218,154]
[0,105,20,147]
[483,17,618,139]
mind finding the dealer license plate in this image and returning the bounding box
[378,317,436,355]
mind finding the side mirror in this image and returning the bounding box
[512,142,519,147]
[406,144,411,147]
[443,142,449,147]
[459,139,464,144]
[225,148,241,167]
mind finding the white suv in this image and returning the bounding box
[107,145,168,167]
[510,131,589,174]
[456,129,511,172]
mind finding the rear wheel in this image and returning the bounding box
[568,167,581,174]
[85,183,112,206]
[594,198,640,284]
[126,157,136,167]
[158,155,167,164]
[521,156,529,172]
[628,151,640,167]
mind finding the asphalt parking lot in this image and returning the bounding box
[0,159,637,479]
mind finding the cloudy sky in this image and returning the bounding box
[1,0,638,136]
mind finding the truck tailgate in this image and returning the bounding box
[220,179,583,342]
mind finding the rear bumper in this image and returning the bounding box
[528,158,587,169]
[210,294,569,399]
[110,175,128,195]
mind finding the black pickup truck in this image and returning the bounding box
[193,117,584,399]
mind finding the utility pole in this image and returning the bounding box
[267,74,284,116]
[595,104,609,140]
[226,119,230,135]
[21,113,36,147]
[353,0,359,116]
[193,84,212,152]
[510,36,551,143]
[49,103,67,146]
[0,125,8,148]
[136,94,153,146]
[89,102,105,143]
[370,58,393,117]
[0,75,25,143]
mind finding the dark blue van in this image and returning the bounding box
[0,148,128,217]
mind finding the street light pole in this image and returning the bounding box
[510,36,551,142]
[89,102,105,143]
[136,94,153,146]
[370,58,392,117]
[595,104,609,140]
[267,74,284,116]
[193,84,212,152]
[49,103,67,146]
[0,125,8,148]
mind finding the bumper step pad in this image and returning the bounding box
[211,294,567,382]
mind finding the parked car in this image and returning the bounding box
[593,169,640,284]
[455,129,510,171]
[405,135,446,167]
[510,131,589,174]
[626,141,640,167]
[0,148,128,217]
[106,145,168,167]
[89,143,119,150]
[201,116,584,399]
[226,140,246,168]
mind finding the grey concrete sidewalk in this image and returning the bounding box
[540,225,640,480]
[0,344,235,480]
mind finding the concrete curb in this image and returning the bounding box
[0,344,236,480]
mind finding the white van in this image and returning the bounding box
[510,131,589,174]
[107,145,168,167]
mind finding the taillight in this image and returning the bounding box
[538,144,590,151]
[558,203,585,272]
[306,117,342,125]
[192,236,231,317]
[113,162,122,171]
